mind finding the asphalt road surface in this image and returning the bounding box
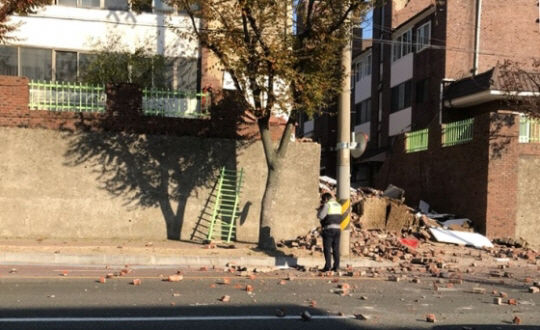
[1,264,540,329]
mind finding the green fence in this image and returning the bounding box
[519,116,540,143]
[28,80,211,118]
[442,118,474,147]
[142,88,210,118]
[28,80,106,113]
[405,128,429,153]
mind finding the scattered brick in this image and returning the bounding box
[99,277,106,284]
[249,274,256,280]
[445,283,454,289]
[412,278,421,284]
[222,278,230,285]
[309,300,316,307]
[220,295,230,302]
[106,273,114,279]
[132,279,141,285]
[246,285,254,293]
[472,287,486,294]
[279,280,286,285]
[168,275,183,282]
[508,299,517,305]
[200,267,208,271]
[500,292,508,298]
[339,283,350,290]
[513,316,522,325]
[494,298,502,305]
[426,314,436,323]
[450,279,463,284]
[210,284,216,288]
[529,286,539,293]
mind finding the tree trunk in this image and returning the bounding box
[258,162,281,250]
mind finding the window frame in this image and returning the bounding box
[416,21,431,53]
[392,29,413,62]
[354,98,371,126]
[55,0,176,13]
[391,80,412,113]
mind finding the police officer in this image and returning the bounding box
[317,192,341,272]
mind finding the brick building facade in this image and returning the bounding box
[298,0,540,243]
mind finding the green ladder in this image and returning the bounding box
[207,167,244,243]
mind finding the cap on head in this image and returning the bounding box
[321,192,333,202]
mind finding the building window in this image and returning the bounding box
[0,46,18,76]
[416,78,429,104]
[391,80,412,113]
[355,54,372,82]
[355,98,371,125]
[20,48,52,81]
[392,29,412,62]
[131,0,175,13]
[56,0,130,10]
[416,21,431,52]
[56,51,78,82]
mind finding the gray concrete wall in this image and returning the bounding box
[0,127,320,243]
[516,155,540,246]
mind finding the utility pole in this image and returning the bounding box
[336,35,352,258]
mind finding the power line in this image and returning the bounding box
[351,36,540,61]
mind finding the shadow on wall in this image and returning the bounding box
[62,88,256,241]
[490,112,516,160]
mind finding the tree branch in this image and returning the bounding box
[178,0,245,94]
[258,116,277,169]
[277,113,297,158]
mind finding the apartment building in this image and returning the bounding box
[300,0,540,243]
[0,1,225,99]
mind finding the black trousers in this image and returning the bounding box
[322,228,340,271]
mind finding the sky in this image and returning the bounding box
[360,10,373,39]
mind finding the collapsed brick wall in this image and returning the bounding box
[0,75,287,141]
[375,112,491,235]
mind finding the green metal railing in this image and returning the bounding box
[28,80,106,113]
[519,116,540,143]
[405,128,428,153]
[442,118,474,147]
[28,80,211,118]
[207,167,244,243]
[142,88,210,118]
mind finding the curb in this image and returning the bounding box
[0,252,394,268]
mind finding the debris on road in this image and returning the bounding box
[301,311,312,321]
[426,314,436,323]
[168,275,183,282]
[513,315,522,324]
[131,279,141,285]
[220,295,230,302]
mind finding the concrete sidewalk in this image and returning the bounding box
[0,238,392,268]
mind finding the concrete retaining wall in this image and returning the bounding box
[0,127,320,243]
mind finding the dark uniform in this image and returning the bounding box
[317,197,341,272]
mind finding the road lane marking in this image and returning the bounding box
[0,276,388,281]
[0,315,355,322]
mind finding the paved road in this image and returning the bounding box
[1,265,540,329]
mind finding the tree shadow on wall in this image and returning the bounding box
[62,89,256,240]
[489,112,516,160]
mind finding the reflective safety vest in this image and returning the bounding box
[322,200,342,227]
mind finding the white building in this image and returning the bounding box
[0,0,200,90]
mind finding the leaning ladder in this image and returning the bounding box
[207,167,244,243]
